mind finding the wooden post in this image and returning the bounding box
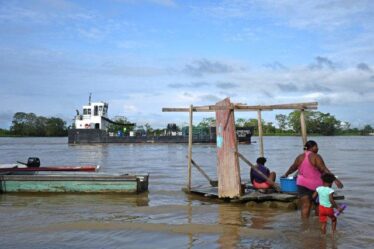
[187,105,193,191]
[216,98,241,198]
[257,110,264,157]
[300,109,307,146]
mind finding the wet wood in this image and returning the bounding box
[187,185,344,203]
[257,110,264,157]
[187,185,297,202]
[300,109,307,146]
[187,105,193,191]
[190,159,217,187]
[215,98,241,198]
[162,102,318,112]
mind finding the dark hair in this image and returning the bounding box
[304,140,317,150]
[256,157,266,165]
[321,173,336,184]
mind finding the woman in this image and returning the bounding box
[250,157,276,189]
[282,140,343,219]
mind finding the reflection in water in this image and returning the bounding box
[217,205,242,249]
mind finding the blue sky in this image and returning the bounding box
[1,0,374,129]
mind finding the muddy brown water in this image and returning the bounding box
[0,136,373,248]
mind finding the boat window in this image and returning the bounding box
[83,108,88,115]
[94,105,98,116]
[88,109,91,115]
[99,106,103,115]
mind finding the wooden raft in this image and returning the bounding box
[187,185,297,203]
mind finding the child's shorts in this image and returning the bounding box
[319,205,336,223]
[253,180,271,189]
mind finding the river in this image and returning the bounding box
[0,136,373,249]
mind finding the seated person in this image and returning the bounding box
[250,157,276,189]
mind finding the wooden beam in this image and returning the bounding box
[162,102,318,112]
[257,110,264,157]
[300,109,307,146]
[190,159,218,187]
[187,105,193,191]
[215,98,242,198]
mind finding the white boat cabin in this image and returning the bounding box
[74,100,109,130]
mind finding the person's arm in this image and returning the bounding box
[250,169,254,183]
[314,154,344,189]
[312,191,318,200]
[282,155,301,177]
[329,193,344,212]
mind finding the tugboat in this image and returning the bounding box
[68,95,253,144]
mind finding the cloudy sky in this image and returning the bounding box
[1,0,374,129]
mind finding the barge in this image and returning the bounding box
[68,95,252,144]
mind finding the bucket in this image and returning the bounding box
[280,177,297,193]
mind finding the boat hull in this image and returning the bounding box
[0,174,148,194]
[68,128,253,144]
[0,165,98,175]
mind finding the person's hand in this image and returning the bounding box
[335,178,344,189]
[337,206,344,213]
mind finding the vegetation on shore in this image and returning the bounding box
[1,110,373,137]
[2,112,67,137]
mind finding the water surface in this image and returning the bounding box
[0,136,373,248]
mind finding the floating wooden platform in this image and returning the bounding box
[187,185,297,203]
[0,174,148,194]
[185,185,344,204]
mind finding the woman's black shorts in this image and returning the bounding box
[297,185,314,200]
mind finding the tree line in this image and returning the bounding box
[1,110,373,137]
[3,112,68,136]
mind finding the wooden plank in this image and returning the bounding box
[215,98,242,198]
[190,159,218,187]
[300,109,307,146]
[257,110,264,157]
[187,105,193,191]
[162,102,318,112]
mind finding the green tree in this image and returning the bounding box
[275,114,287,131]
[10,112,67,136]
[144,123,153,134]
[362,124,373,135]
[46,117,67,136]
[236,118,246,127]
[0,128,10,136]
[107,117,134,133]
[244,118,258,134]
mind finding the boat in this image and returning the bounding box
[68,94,253,144]
[0,174,149,194]
[0,157,99,175]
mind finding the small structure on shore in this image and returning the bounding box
[163,98,319,202]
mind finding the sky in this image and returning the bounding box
[1,0,374,129]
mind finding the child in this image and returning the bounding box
[313,173,344,234]
[250,157,276,189]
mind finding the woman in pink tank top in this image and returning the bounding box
[283,140,343,219]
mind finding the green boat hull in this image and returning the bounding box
[0,174,148,194]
